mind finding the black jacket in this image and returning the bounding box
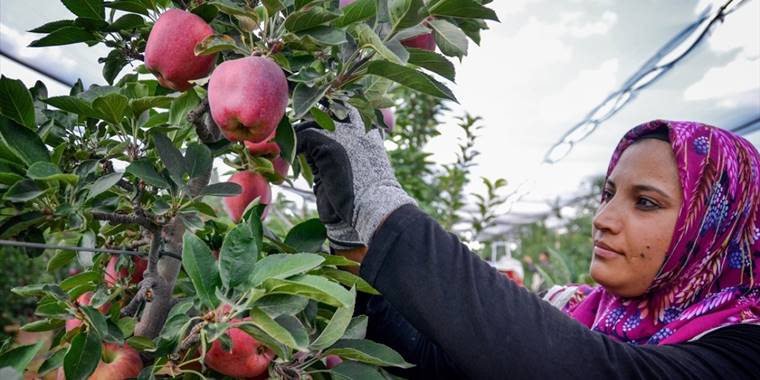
[356,205,760,379]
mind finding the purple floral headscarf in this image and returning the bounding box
[552,120,760,345]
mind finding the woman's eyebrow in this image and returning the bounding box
[633,184,671,201]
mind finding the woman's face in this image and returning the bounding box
[590,139,683,298]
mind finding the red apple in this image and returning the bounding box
[208,56,288,143]
[272,156,289,179]
[401,32,436,51]
[244,131,281,158]
[325,355,343,369]
[144,9,216,91]
[204,324,274,378]
[223,171,272,222]
[56,343,142,380]
[105,256,148,287]
[380,108,395,132]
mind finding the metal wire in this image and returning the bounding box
[0,239,181,260]
[544,0,749,164]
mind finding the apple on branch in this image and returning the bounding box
[223,171,272,222]
[144,9,216,91]
[208,56,289,143]
[56,343,142,380]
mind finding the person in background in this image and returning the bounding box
[296,113,760,379]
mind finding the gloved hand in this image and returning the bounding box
[295,107,416,246]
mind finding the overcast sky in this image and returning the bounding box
[1,0,758,223]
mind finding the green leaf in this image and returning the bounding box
[168,88,200,125]
[64,330,101,380]
[275,314,309,350]
[343,315,368,339]
[87,172,122,200]
[28,26,97,47]
[311,287,356,349]
[0,117,50,165]
[92,93,129,124]
[248,307,302,350]
[318,253,360,267]
[428,0,499,21]
[352,24,405,64]
[62,0,105,20]
[366,61,457,102]
[0,341,44,373]
[129,96,172,117]
[182,232,221,309]
[11,283,48,298]
[126,336,156,351]
[250,253,325,287]
[152,132,187,185]
[292,83,329,119]
[102,50,128,85]
[29,20,76,33]
[38,349,66,375]
[219,223,260,289]
[312,268,379,295]
[332,361,386,380]
[60,271,100,291]
[194,34,246,56]
[200,182,242,196]
[335,0,377,27]
[388,0,427,37]
[274,118,296,164]
[407,48,455,81]
[263,274,352,308]
[210,0,257,16]
[126,159,169,188]
[429,19,468,58]
[309,107,335,132]
[0,76,36,129]
[27,161,77,183]
[326,339,413,368]
[254,294,309,318]
[299,26,348,46]
[284,218,326,252]
[81,306,109,337]
[185,143,212,180]
[106,14,145,31]
[105,0,150,16]
[284,7,340,33]
[42,95,96,117]
[4,179,45,202]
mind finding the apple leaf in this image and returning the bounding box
[343,315,369,339]
[28,26,98,47]
[429,19,468,59]
[335,0,377,27]
[3,180,45,203]
[0,116,49,166]
[182,232,221,309]
[126,159,170,188]
[263,274,353,308]
[331,361,387,380]
[152,132,187,186]
[309,107,335,132]
[43,95,97,117]
[366,61,457,102]
[0,76,36,129]
[292,83,330,119]
[250,253,325,287]
[0,341,44,373]
[106,14,145,32]
[254,294,309,318]
[284,7,340,33]
[310,287,356,350]
[219,223,260,289]
[248,307,302,350]
[64,330,101,380]
[194,34,248,56]
[274,117,296,164]
[86,172,122,200]
[311,268,379,295]
[427,0,500,21]
[275,314,310,349]
[126,336,157,351]
[27,162,78,184]
[325,339,413,368]
[61,0,105,20]
[388,0,428,37]
[407,48,456,82]
[185,143,212,180]
[352,24,406,65]
[28,20,76,33]
[92,93,129,124]
[284,218,327,252]
[38,349,66,376]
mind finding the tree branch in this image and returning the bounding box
[187,97,222,144]
[92,212,157,231]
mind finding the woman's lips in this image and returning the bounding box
[593,244,623,259]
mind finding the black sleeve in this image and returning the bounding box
[360,205,760,380]
[354,292,466,379]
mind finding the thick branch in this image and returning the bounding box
[92,212,157,231]
[187,97,222,144]
[134,217,185,339]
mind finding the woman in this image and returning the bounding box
[296,116,760,379]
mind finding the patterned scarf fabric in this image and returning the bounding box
[555,120,760,344]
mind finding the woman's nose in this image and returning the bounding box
[593,200,623,235]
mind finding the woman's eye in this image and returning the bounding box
[601,190,613,202]
[637,197,659,209]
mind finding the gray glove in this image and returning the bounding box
[296,107,416,245]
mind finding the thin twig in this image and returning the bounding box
[92,211,158,231]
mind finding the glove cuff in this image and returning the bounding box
[326,222,365,250]
[354,184,416,243]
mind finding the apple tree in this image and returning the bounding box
[0,0,497,378]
